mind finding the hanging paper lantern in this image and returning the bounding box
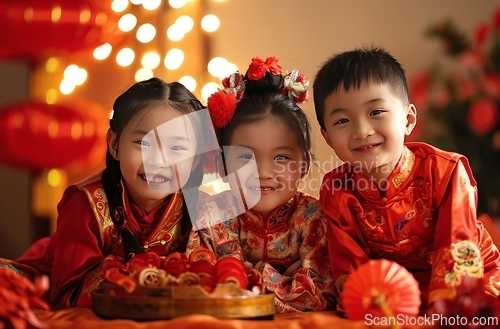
[0,0,121,61]
[0,101,104,171]
[64,98,109,174]
[342,259,421,321]
[467,98,499,135]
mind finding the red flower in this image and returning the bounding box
[494,7,500,30]
[481,74,500,98]
[467,98,499,135]
[474,23,490,48]
[409,71,432,108]
[247,56,283,80]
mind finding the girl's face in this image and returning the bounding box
[109,106,198,213]
[224,118,306,218]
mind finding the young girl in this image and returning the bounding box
[187,57,334,312]
[0,78,213,310]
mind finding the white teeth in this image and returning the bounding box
[250,187,273,191]
[359,145,375,150]
[141,174,167,183]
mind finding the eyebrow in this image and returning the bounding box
[232,145,297,152]
[328,98,384,117]
[131,129,191,141]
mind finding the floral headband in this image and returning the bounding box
[207,56,309,129]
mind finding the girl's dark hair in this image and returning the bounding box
[218,71,313,168]
[102,77,205,261]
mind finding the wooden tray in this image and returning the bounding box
[92,282,275,320]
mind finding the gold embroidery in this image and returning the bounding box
[78,174,114,250]
[392,148,415,188]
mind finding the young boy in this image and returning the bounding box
[313,46,500,309]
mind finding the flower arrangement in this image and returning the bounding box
[410,7,500,216]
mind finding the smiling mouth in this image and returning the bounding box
[249,187,276,191]
[355,143,381,151]
[140,174,169,184]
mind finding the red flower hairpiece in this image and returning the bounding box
[247,56,283,80]
[283,70,309,104]
[207,72,245,129]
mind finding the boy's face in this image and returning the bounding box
[320,82,416,180]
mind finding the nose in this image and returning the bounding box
[255,158,274,181]
[352,118,374,140]
[145,149,168,168]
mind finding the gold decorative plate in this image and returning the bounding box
[92,282,275,320]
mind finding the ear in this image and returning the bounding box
[405,104,417,136]
[106,129,119,160]
[320,128,334,149]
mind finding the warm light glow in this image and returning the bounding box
[64,65,80,81]
[142,0,162,11]
[136,23,156,43]
[71,122,83,140]
[179,75,196,92]
[95,12,108,26]
[176,15,194,33]
[93,43,112,60]
[201,82,219,102]
[47,169,63,187]
[142,52,161,69]
[201,14,220,32]
[130,0,143,4]
[135,68,154,81]
[169,0,186,9]
[164,48,184,70]
[118,13,137,32]
[60,80,76,95]
[167,25,185,41]
[24,8,33,22]
[46,89,58,104]
[45,57,59,73]
[80,9,91,24]
[116,48,135,66]
[207,56,229,78]
[217,62,239,79]
[51,6,61,23]
[111,0,129,12]
[48,120,58,138]
[75,68,88,86]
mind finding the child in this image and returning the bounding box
[187,56,334,312]
[312,46,500,309]
[0,77,214,309]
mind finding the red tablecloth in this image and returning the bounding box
[32,308,433,329]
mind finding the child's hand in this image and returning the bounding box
[253,261,266,273]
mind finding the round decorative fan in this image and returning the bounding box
[342,259,421,323]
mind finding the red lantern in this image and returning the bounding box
[0,101,105,171]
[467,98,499,135]
[0,0,121,61]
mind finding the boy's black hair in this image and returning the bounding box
[313,46,410,129]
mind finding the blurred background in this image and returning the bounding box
[0,0,499,259]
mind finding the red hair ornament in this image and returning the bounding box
[207,72,245,129]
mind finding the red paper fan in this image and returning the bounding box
[342,259,421,321]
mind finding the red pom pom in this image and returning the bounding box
[207,90,238,129]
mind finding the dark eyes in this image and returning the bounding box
[333,110,385,126]
[237,154,289,161]
[137,141,186,151]
[370,109,384,116]
[334,118,349,125]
